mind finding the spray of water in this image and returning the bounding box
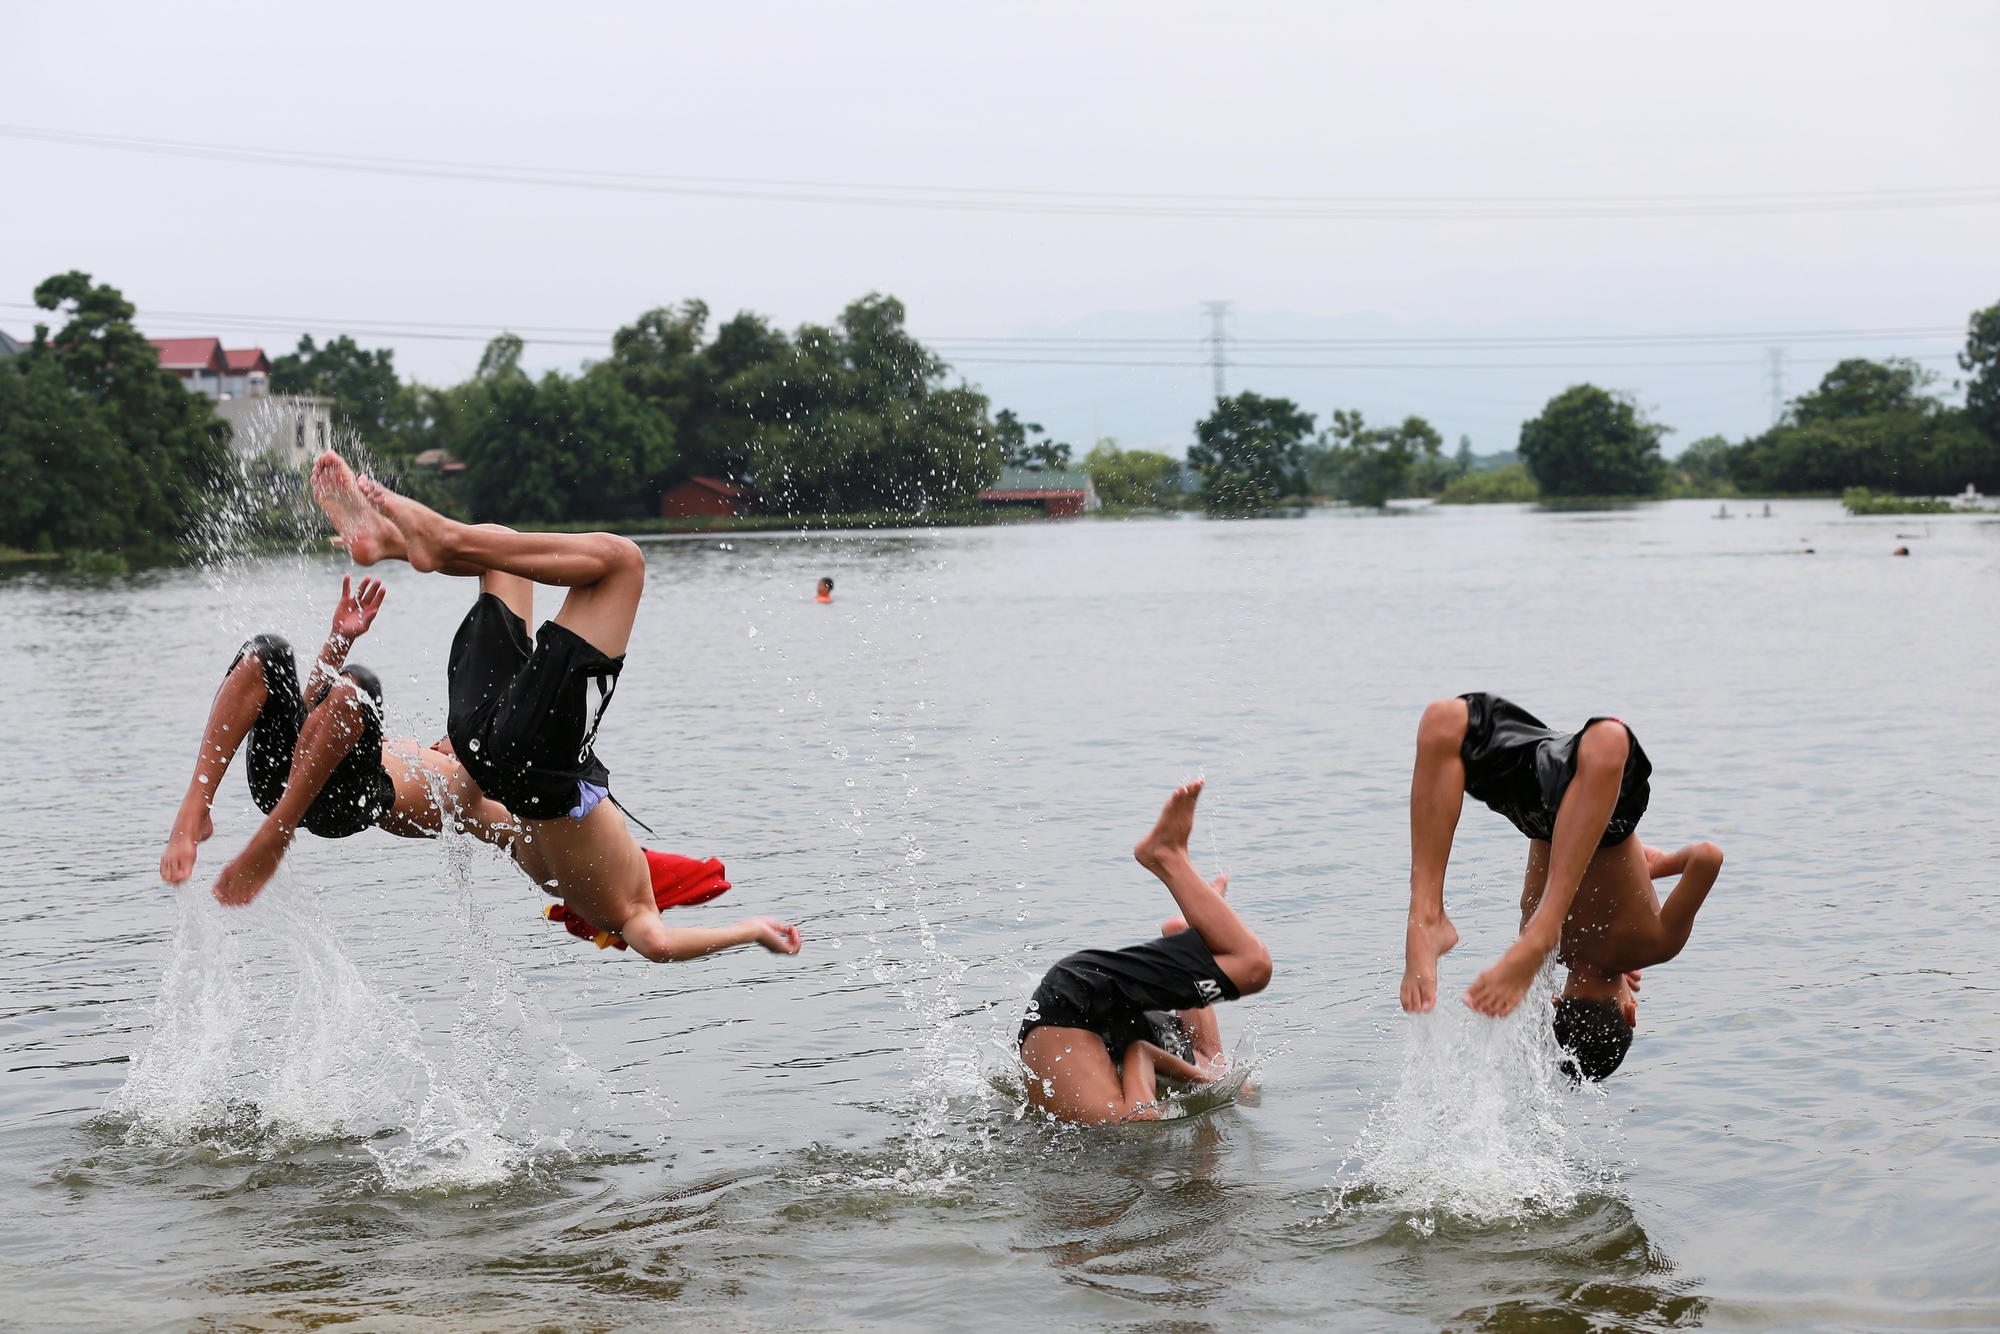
[1334,966,1617,1224]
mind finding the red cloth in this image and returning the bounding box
[543,852,731,949]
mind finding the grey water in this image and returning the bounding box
[2,500,1996,1332]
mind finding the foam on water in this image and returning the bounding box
[1335,966,1617,1223]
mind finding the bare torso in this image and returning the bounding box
[1519,834,1668,984]
[506,799,651,929]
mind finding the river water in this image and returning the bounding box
[2,499,1995,1332]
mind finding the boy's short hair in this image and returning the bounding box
[1552,996,1633,1082]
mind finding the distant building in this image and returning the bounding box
[977,467,1101,518]
[0,328,22,359]
[661,477,746,519]
[413,448,467,475]
[148,337,329,466]
[223,347,270,399]
[151,337,232,397]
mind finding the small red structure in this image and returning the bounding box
[661,476,746,519]
[977,467,1102,518]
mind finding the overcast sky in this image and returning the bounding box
[4,1,1995,455]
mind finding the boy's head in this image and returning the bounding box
[817,577,834,595]
[1552,996,1633,1082]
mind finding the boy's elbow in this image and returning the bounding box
[1693,841,1724,872]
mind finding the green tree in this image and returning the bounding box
[1791,357,1933,424]
[1959,300,2000,444]
[1,272,232,554]
[269,334,403,449]
[1302,411,1444,506]
[1083,441,1183,506]
[452,335,677,523]
[0,352,137,551]
[993,409,1072,470]
[1518,384,1668,497]
[726,294,999,514]
[1724,354,1999,495]
[1670,435,1736,497]
[1189,392,1314,514]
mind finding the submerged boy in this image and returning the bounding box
[1019,780,1271,1123]
[161,575,519,900]
[306,451,802,966]
[1400,693,1725,1079]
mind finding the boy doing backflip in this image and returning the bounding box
[162,575,520,901]
[305,451,801,966]
[1400,693,1724,1080]
[1019,780,1271,1124]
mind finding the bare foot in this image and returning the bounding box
[211,822,289,906]
[311,451,406,566]
[159,808,214,884]
[1400,913,1459,1012]
[356,473,452,573]
[1462,933,1552,1017]
[1134,779,1204,871]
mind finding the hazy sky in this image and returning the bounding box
[4,2,1995,454]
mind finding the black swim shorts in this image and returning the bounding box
[234,634,395,840]
[1459,692,1651,847]
[1019,929,1241,1059]
[446,592,622,819]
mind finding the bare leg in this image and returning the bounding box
[211,678,373,906]
[1132,781,1272,995]
[1402,698,1468,1012]
[1465,720,1629,1016]
[162,655,268,883]
[311,451,408,566]
[355,478,644,657]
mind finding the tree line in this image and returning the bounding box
[1184,299,2000,512]
[0,274,1055,556]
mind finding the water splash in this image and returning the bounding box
[110,878,434,1155]
[1336,967,1615,1223]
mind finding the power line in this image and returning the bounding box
[1192,304,1224,402]
[5,123,1998,221]
[2,301,1961,355]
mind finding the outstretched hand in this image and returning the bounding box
[331,575,386,642]
[745,917,803,955]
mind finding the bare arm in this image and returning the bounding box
[621,915,802,964]
[308,576,384,692]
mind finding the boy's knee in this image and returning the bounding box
[1229,942,1274,997]
[1577,719,1630,772]
[1417,697,1469,753]
[606,535,645,580]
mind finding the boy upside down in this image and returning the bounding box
[1401,693,1725,1080]
[162,574,519,900]
[1019,781,1271,1123]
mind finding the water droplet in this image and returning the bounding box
[468,738,480,752]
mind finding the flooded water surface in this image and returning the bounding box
[2,500,1996,1331]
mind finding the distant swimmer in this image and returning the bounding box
[1399,694,1725,1081]
[310,451,802,966]
[1894,546,1911,556]
[162,575,521,901]
[815,577,834,603]
[1018,781,1271,1123]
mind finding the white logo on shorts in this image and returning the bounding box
[1195,978,1222,1003]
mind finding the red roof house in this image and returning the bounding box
[150,337,228,377]
[661,477,747,520]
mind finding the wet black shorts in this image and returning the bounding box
[1019,929,1241,1059]
[1459,692,1651,847]
[234,634,395,840]
[446,593,623,820]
